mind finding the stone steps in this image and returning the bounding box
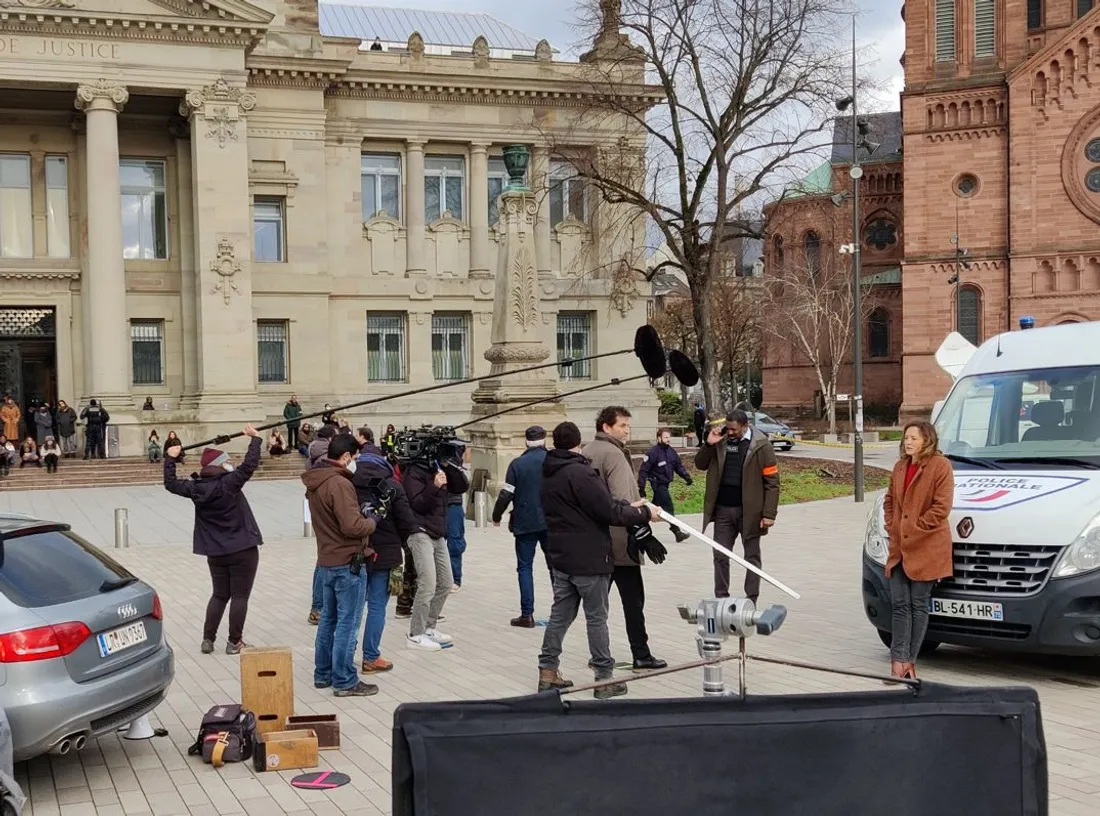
[0,454,307,491]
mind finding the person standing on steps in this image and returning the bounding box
[164,425,264,656]
[0,396,20,444]
[33,404,54,448]
[54,400,77,458]
[537,421,661,699]
[283,395,303,450]
[583,406,668,673]
[695,409,780,604]
[80,399,109,459]
[638,428,693,543]
[883,420,954,682]
[493,425,551,628]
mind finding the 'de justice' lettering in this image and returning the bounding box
[0,37,122,60]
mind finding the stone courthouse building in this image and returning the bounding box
[0,0,654,454]
[765,1,1100,418]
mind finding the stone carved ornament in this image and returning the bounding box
[210,238,242,304]
[408,32,425,58]
[0,0,74,7]
[510,247,540,330]
[609,259,639,318]
[180,79,257,149]
[484,344,550,364]
[74,80,129,111]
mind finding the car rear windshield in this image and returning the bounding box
[0,529,135,608]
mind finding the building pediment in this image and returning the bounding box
[0,0,272,24]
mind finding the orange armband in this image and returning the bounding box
[762,465,779,477]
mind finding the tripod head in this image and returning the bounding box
[677,598,788,697]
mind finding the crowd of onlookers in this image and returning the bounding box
[0,394,109,476]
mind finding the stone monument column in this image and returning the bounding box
[405,139,427,276]
[531,145,553,279]
[179,78,261,417]
[75,80,131,408]
[467,145,566,491]
[469,141,491,278]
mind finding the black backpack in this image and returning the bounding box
[187,704,256,767]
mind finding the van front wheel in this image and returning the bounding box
[876,628,941,656]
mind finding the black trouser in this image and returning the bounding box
[611,564,652,661]
[45,453,59,473]
[287,425,299,449]
[85,428,105,458]
[650,483,681,534]
[396,544,418,614]
[204,546,260,644]
[712,504,762,602]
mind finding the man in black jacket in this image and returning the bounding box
[164,425,263,655]
[493,425,551,628]
[353,448,423,673]
[538,422,660,700]
[402,448,469,651]
[638,428,693,543]
[80,399,109,459]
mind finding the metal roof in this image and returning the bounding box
[318,3,545,52]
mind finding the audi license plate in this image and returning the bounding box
[97,621,148,657]
[929,598,1004,621]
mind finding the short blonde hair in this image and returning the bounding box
[899,420,939,462]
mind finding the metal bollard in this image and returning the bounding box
[114,508,129,549]
[303,498,313,538]
[474,491,488,528]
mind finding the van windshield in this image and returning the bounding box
[935,364,1100,468]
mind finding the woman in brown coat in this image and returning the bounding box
[883,420,954,680]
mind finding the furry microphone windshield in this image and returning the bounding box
[668,350,700,387]
[633,325,668,379]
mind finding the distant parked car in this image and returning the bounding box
[0,514,174,762]
[748,412,796,451]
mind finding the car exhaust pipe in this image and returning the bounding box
[51,737,72,756]
[72,734,87,751]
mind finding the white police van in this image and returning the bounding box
[862,320,1100,656]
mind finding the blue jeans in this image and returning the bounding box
[446,503,467,586]
[314,565,367,691]
[311,564,322,612]
[515,531,549,617]
[361,568,391,662]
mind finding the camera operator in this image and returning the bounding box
[538,421,660,699]
[353,446,423,673]
[302,434,382,698]
[402,444,470,651]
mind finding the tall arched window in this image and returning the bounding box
[935,0,956,63]
[1027,0,1043,30]
[803,231,821,278]
[868,308,891,359]
[773,235,784,273]
[958,285,982,346]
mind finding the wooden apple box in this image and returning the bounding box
[285,714,340,750]
[252,729,319,773]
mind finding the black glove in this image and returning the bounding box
[685,477,694,486]
[627,522,668,565]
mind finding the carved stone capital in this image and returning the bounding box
[180,78,257,119]
[484,344,551,364]
[74,80,129,113]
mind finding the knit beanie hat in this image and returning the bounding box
[200,448,229,469]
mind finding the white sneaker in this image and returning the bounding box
[424,627,453,645]
[406,634,442,652]
[451,584,461,593]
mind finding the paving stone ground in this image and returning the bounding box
[7,481,1100,815]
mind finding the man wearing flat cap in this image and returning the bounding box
[493,425,551,628]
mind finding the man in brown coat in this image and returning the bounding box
[695,409,781,603]
[582,406,668,672]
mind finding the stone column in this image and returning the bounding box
[179,78,261,417]
[469,142,491,278]
[170,116,200,404]
[75,80,130,407]
[532,146,553,278]
[405,139,427,276]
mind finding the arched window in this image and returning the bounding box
[958,285,982,346]
[1027,0,1043,30]
[868,308,891,359]
[773,235,784,273]
[803,231,821,278]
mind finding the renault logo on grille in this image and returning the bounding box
[957,517,974,539]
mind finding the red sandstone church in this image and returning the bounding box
[763,0,1100,420]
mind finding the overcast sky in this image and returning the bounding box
[355,0,906,107]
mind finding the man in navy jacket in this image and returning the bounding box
[492,425,550,628]
[638,428,693,543]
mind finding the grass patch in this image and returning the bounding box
[878,430,903,442]
[659,457,890,515]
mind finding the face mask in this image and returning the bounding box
[346,459,357,474]
[222,463,235,472]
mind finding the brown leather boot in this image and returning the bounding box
[537,669,574,692]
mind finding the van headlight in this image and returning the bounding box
[1053,515,1100,579]
[864,495,888,566]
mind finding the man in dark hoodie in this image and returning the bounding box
[493,425,551,628]
[303,434,381,698]
[401,445,469,651]
[538,421,660,700]
[353,445,422,673]
[164,425,263,655]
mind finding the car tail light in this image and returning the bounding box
[0,622,92,663]
[151,594,163,621]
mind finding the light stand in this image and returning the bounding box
[677,597,787,698]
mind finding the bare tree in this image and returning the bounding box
[551,0,852,410]
[760,208,876,434]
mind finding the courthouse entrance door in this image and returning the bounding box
[0,307,58,419]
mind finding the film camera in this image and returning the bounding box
[392,425,467,464]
